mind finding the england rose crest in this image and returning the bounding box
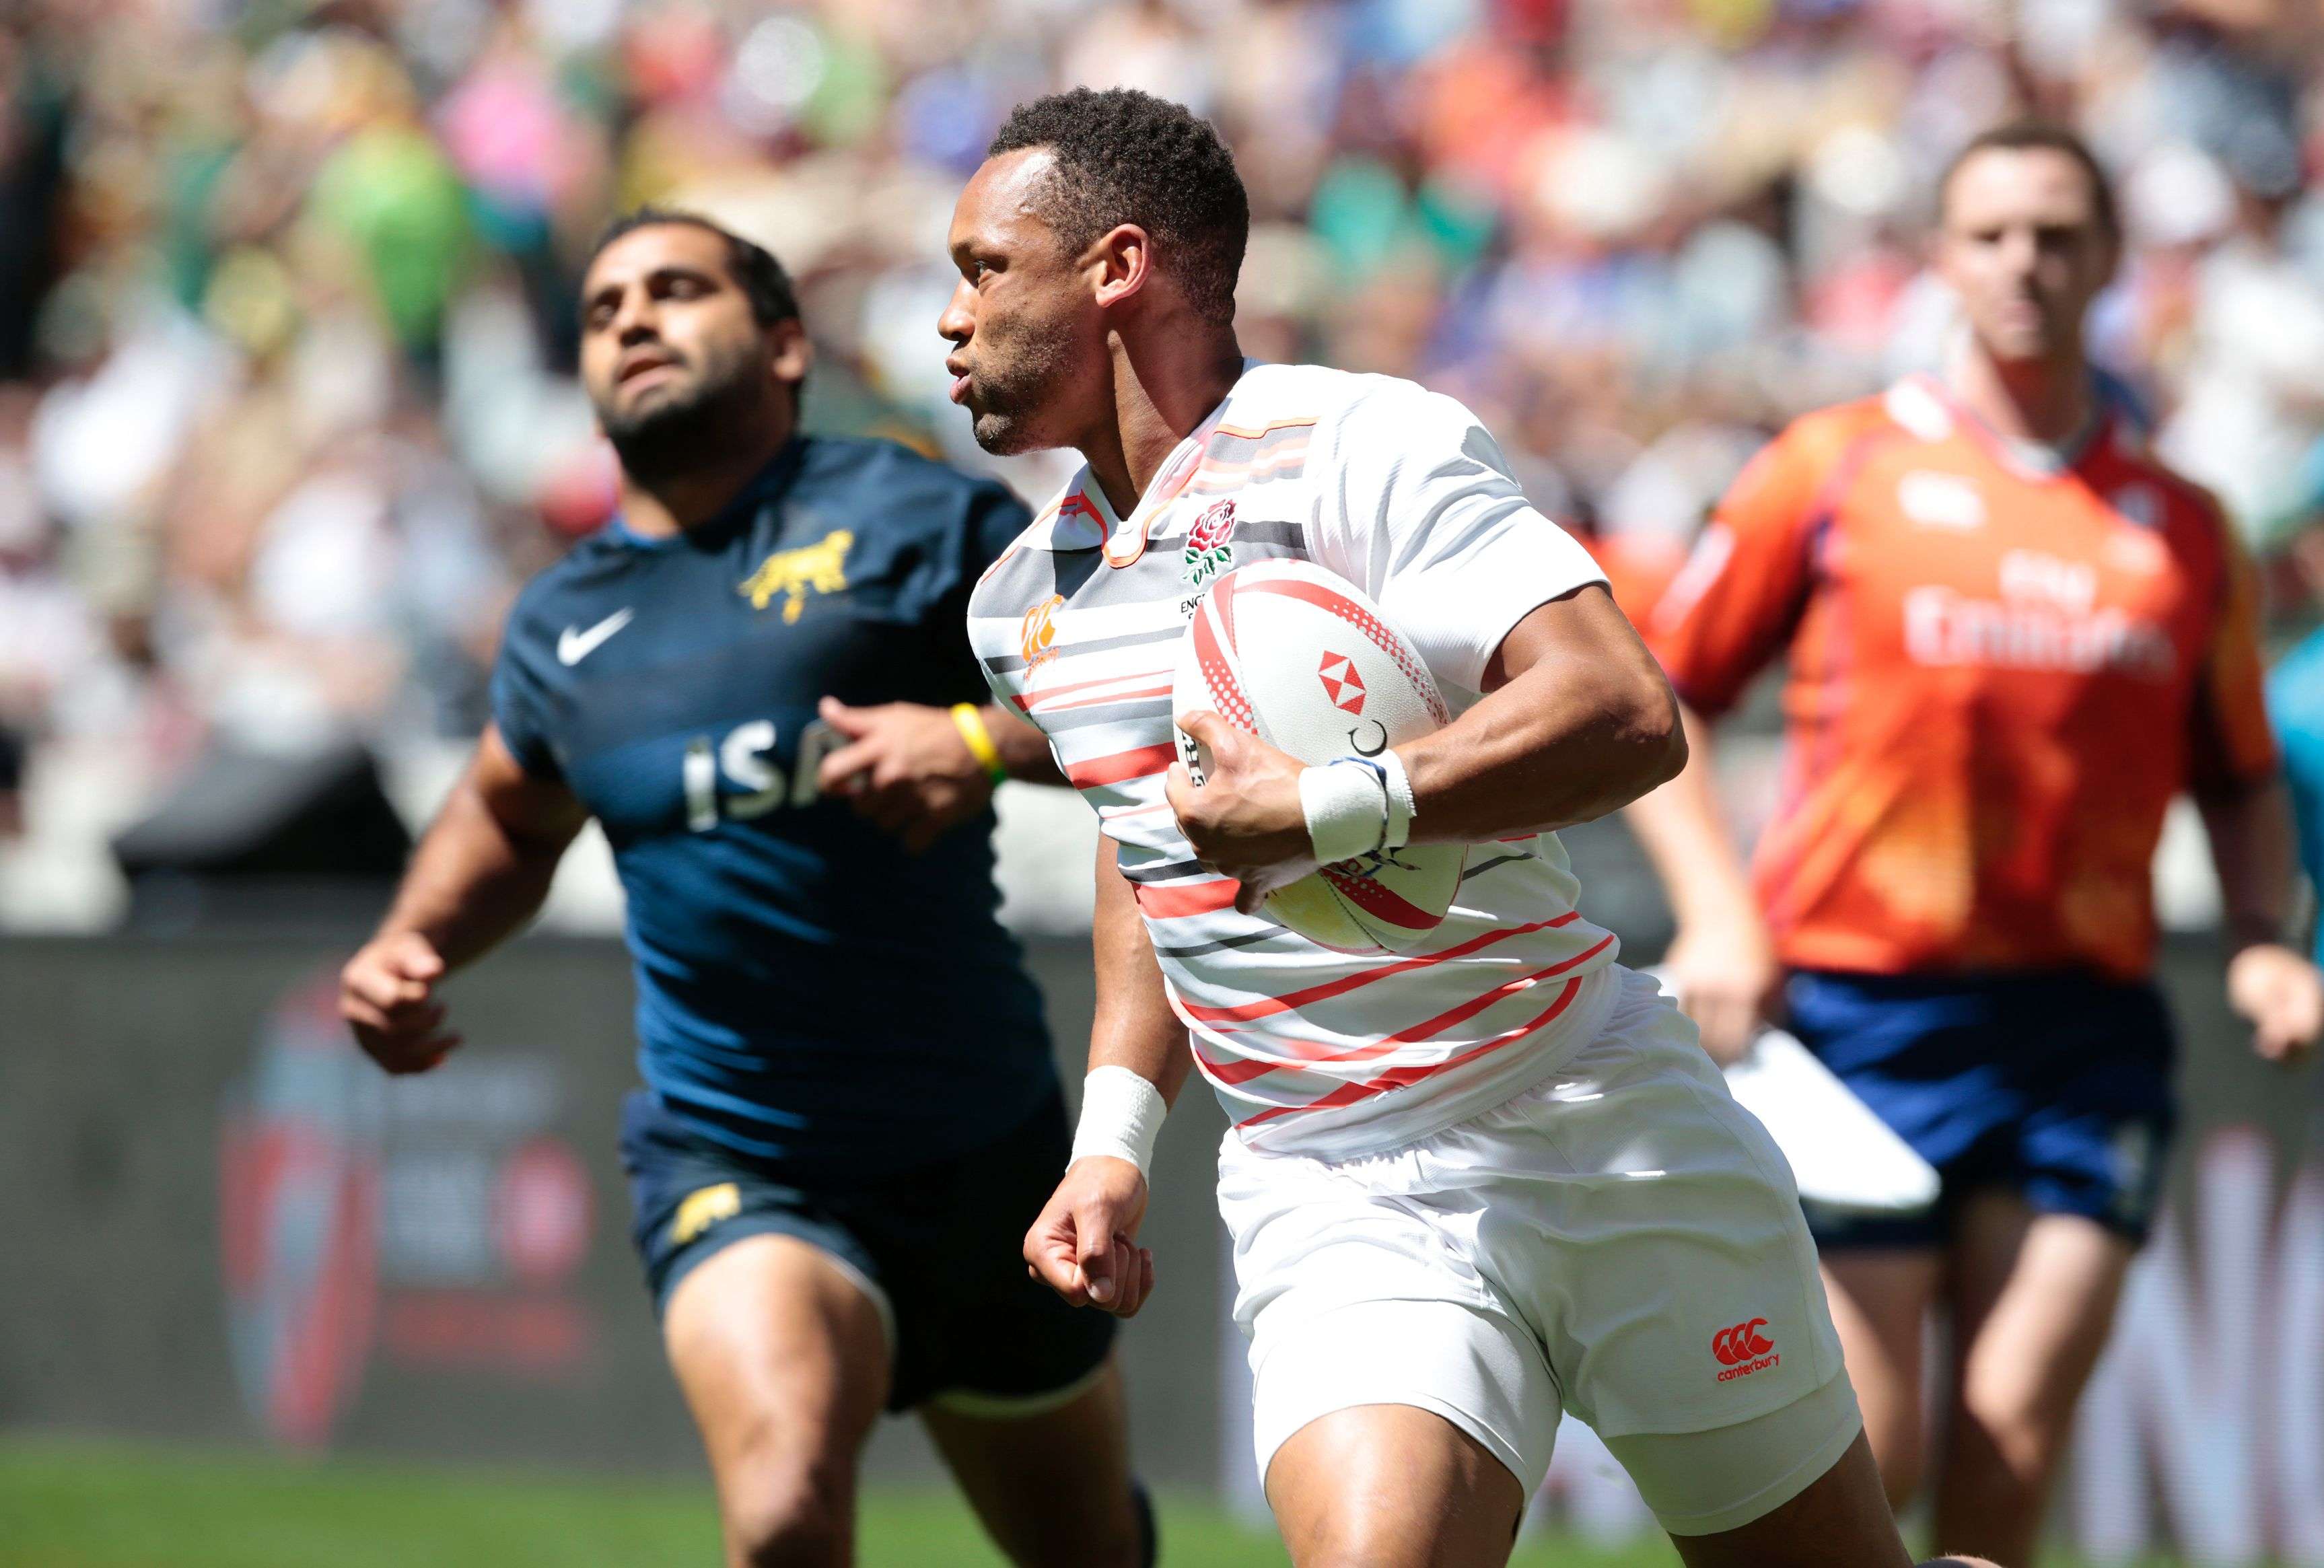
[1183,499,1236,585]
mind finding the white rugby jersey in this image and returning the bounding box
[968,362,1624,1159]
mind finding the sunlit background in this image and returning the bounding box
[4,1,2323,1564]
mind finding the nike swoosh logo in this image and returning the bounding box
[557,608,634,666]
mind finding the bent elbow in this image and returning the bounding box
[1623,677,1687,799]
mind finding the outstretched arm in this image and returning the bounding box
[1168,583,1687,911]
[1023,835,1192,1318]
[339,724,589,1074]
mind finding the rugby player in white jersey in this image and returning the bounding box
[942,87,2002,1568]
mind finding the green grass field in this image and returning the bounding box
[0,1435,1687,1568]
[0,1435,2186,1567]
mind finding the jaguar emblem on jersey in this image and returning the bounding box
[671,1182,740,1245]
[1183,499,1238,585]
[740,529,854,622]
[1317,651,1366,716]
[1022,594,1064,673]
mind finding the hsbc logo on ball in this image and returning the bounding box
[1316,651,1366,715]
[1711,1316,1777,1382]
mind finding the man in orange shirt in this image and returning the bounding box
[1632,123,2324,1565]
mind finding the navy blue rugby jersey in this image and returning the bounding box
[490,435,1053,1172]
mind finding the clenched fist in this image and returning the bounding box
[341,930,460,1075]
[816,697,993,853]
[1024,1156,1156,1318]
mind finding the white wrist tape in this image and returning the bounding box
[1300,758,1388,865]
[1378,748,1415,849]
[1071,1066,1168,1178]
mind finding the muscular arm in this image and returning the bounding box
[1169,584,1687,906]
[2202,778,2324,1063]
[339,725,589,1073]
[1023,836,1191,1318]
[1405,582,1687,839]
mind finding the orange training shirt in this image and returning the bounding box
[1647,374,2277,981]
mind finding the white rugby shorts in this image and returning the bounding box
[1219,965,1861,1536]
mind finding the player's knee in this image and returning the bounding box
[1288,1515,1423,1568]
[1956,1366,2076,1479]
[721,1455,852,1568]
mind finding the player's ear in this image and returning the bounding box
[767,316,814,388]
[1087,223,1153,310]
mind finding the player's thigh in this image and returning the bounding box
[1664,1431,1911,1568]
[1946,1191,2132,1435]
[1819,1248,1942,1497]
[663,1233,892,1532]
[1267,1402,1526,1568]
[919,1361,1143,1568]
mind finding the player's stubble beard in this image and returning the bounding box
[966,304,1092,458]
[596,332,785,486]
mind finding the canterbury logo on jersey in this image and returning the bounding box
[1021,594,1063,672]
[1711,1317,1778,1381]
[740,530,854,622]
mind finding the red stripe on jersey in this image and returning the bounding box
[1134,878,1242,919]
[1065,744,1178,788]
[1199,933,1614,1084]
[1014,662,1178,711]
[1238,971,1590,1125]
[1178,913,1579,1024]
[1030,682,1174,715]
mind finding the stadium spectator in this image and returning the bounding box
[0,3,2315,941]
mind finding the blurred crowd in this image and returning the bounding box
[2,0,2323,927]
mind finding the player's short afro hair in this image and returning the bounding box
[987,87,1248,326]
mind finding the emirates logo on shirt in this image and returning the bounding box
[1318,651,1366,715]
[1183,499,1237,586]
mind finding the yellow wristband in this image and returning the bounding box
[950,703,1008,785]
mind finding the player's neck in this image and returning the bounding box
[618,416,797,539]
[1082,328,1245,516]
[1945,338,2092,448]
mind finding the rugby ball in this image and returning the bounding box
[1171,559,1467,953]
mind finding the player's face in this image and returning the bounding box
[1937,147,2117,368]
[940,149,1110,456]
[579,224,800,475]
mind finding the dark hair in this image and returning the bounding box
[582,208,802,327]
[1940,122,2121,241]
[987,87,1249,325]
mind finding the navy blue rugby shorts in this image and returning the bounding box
[620,1085,1115,1413]
[1784,968,2176,1250]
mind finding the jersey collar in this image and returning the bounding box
[1907,371,2115,483]
[1047,359,1262,566]
[607,437,808,550]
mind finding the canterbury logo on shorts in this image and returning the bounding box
[1711,1316,1778,1382]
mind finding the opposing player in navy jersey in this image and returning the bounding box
[339,211,1149,1568]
